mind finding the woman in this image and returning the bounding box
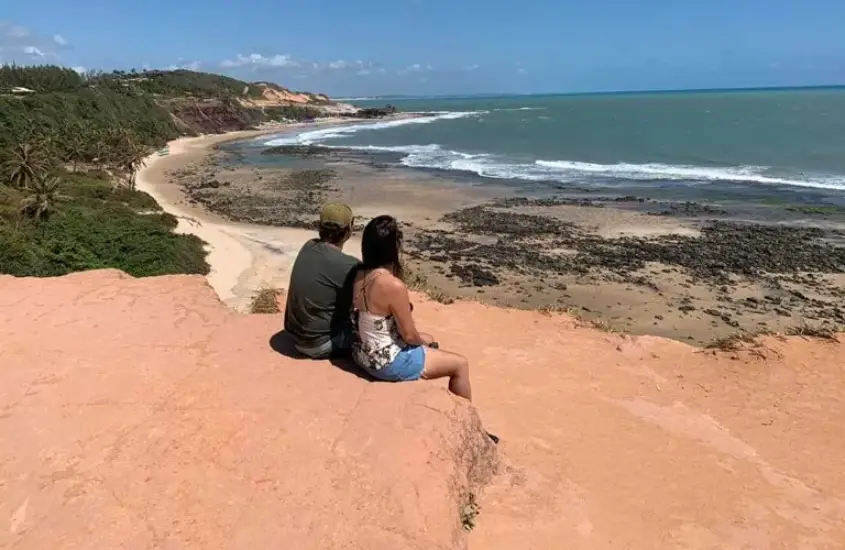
[350,215,472,401]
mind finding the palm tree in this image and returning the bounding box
[113,136,148,191]
[3,142,49,188]
[120,148,147,191]
[20,174,63,223]
[65,133,87,173]
[90,131,109,171]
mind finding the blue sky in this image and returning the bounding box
[1,0,844,97]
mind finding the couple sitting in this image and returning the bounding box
[283,203,472,401]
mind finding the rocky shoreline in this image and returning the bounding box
[163,142,845,345]
[406,201,845,337]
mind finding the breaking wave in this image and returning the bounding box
[339,145,845,190]
[263,111,486,146]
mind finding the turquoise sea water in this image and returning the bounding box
[254,88,845,204]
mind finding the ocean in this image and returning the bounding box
[256,88,845,205]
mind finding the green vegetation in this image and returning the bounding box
[94,69,268,99]
[1,66,179,158]
[264,105,326,122]
[0,64,384,280]
[0,65,214,278]
[0,170,209,277]
[0,65,346,158]
[0,64,86,92]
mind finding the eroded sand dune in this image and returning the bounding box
[1,270,843,549]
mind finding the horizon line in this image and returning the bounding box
[348,83,845,101]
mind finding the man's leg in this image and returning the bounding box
[294,339,334,359]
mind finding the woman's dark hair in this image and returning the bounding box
[361,215,404,280]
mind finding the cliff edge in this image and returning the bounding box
[0,270,496,549]
[2,270,845,548]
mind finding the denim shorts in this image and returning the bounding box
[365,346,426,382]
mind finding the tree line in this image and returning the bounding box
[0,64,86,92]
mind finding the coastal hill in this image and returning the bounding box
[0,65,364,279]
[0,65,353,146]
[2,269,844,548]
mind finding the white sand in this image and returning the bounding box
[136,130,361,312]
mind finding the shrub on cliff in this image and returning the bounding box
[0,172,209,277]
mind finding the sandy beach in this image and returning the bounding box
[136,116,493,311]
[136,122,362,312]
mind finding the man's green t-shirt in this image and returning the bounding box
[284,239,360,348]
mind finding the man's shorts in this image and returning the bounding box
[294,328,353,359]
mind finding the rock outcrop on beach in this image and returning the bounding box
[3,270,845,548]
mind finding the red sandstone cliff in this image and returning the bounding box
[1,270,844,548]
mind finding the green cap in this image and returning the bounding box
[319,203,353,227]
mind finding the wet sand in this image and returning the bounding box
[145,132,845,345]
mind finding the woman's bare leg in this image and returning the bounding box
[421,347,471,401]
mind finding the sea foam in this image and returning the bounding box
[262,111,485,146]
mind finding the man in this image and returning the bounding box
[284,203,360,358]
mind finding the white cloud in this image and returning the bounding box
[71,66,87,74]
[464,64,480,71]
[22,46,44,57]
[164,60,201,71]
[0,22,67,62]
[327,59,380,72]
[356,64,385,76]
[517,68,527,74]
[221,53,298,68]
[7,25,29,38]
[328,60,350,70]
[398,62,433,75]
